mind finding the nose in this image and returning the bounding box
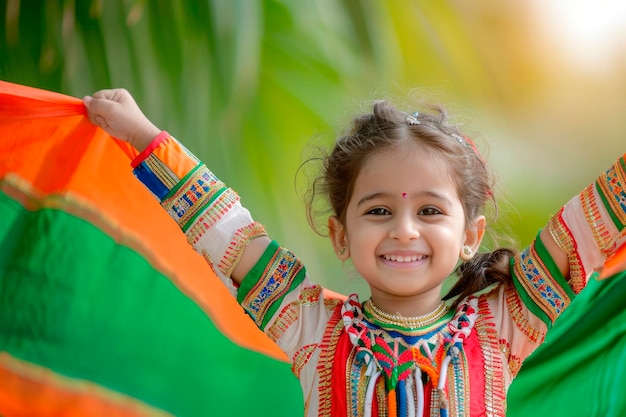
[389,212,420,242]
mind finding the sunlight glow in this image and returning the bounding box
[538,0,626,70]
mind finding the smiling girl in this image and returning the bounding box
[84,89,624,417]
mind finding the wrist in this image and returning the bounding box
[130,124,162,152]
[131,131,170,168]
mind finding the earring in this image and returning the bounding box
[338,246,347,256]
[462,246,473,257]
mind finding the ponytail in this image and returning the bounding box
[443,248,516,305]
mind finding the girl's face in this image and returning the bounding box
[329,142,485,315]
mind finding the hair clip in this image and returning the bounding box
[451,133,466,146]
[406,111,420,125]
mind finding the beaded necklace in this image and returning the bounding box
[342,295,479,416]
[364,299,449,329]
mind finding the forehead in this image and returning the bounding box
[354,142,455,190]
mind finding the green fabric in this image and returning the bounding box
[0,190,303,416]
[507,272,626,416]
[594,157,626,231]
[238,240,307,330]
[596,181,625,230]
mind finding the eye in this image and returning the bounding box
[366,207,391,216]
[418,206,442,216]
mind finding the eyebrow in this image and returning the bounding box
[356,190,452,207]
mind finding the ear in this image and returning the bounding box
[328,216,350,260]
[461,215,486,261]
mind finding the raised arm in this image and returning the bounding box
[544,155,626,284]
[83,89,342,379]
[83,88,270,285]
[510,154,626,329]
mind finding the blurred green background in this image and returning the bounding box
[2,0,625,297]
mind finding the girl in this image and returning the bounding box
[84,88,625,417]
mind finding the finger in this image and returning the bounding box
[86,95,120,117]
[94,115,108,128]
[92,89,122,100]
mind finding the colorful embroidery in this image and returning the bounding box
[200,248,215,268]
[132,139,202,200]
[162,166,235,231]
[512,245,570,324]
[316,304,344,417]
[300,285,323,305]
[595,157,626,230]
[267,286,322,342]
[498,339,522,377]
[475,295,506,415]
[184,189,240,244]
[342,295,478,417]
[218,221,267,276]
[548,209,586,293]
[581,184,615,256]
[267,301,300,343]
[143,152,181,190]
[324,297,343,311]
[347,348,368,415]
[505,284,545,344]
[445,352,470,417]
[292,344,318,378]
[241,246,304,327]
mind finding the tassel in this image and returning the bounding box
[388,388,398,417]
[364,370,381,417]
[397,379,407,417]
[406,375,415,417]
[414,367,424,417]
[437,356,452,417]
[438,388,449,417]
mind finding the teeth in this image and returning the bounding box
[382,254,424,262]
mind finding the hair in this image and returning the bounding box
[302,99,516,305]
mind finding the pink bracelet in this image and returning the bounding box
[131,131,169,168]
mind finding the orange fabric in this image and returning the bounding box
[0,353,170,417]
[152,136,199,178]
[598,241,626,279]
[0,80,287,361]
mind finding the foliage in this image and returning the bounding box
[1,0,604,294]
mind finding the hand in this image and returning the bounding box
[83,88,162,151]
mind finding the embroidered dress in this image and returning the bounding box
[131,133,626,417]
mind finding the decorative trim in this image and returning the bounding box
[266,301,300,343]
[161,166,235,232]
[511,238,572,325]
[142,153,183,190]
[504,284,545,344]
[580,184,614,256]
[449,351,470,417]
[475,295,506,416]
[316,304,345,417]
[266,285,323,343]
[548,209,586,293]
[292,344,317,378]
[595,157,626,230]
[498,339,523,377]
[218,221,267,276]
[240,244,304,328]
[131,130,170,168]
[364,299,448,329]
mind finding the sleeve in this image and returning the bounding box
[131,131,268,297]
[509,154,626,330]
[131,133,342,372]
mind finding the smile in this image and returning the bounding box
[381,254,426,263]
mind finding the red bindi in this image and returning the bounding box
[402,192,408,199]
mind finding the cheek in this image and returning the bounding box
[432,225,465,247]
